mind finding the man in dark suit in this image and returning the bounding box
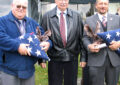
[41,0,86,85]
[82,0,120,85]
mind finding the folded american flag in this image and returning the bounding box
[97,29,120,55]
[17,32,50,61]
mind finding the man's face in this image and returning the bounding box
[12,1,28,20]
[95,0,109,15]
[55,0,69,11]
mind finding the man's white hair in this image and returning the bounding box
[12,0,28,4]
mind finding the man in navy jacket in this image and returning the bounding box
[0,0,52,85]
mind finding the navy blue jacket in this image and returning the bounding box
[0,11,52,79]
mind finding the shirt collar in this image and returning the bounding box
[10,11,26,23]
[98,13,107,22]
[57,7,67,15]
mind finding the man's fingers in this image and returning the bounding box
[80,62,85,68]
[41,47,47,52]
[80,62,82,66]
[25,44,30,47]
[40,41,45,46]
[40,63,46,68]
[27,50,31,56]
[110,41,116,44]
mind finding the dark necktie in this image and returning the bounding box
[102,16,107,27]
[19,20,25,35]
[60,12,66,47]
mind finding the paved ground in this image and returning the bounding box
[77,78,81,85]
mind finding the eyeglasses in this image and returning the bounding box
[16,5,27,10]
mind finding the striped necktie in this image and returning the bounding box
[19,20,26,35]
[60,12,66,47]
[102,16,107,27]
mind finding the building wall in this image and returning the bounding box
[0,0,120,22]
[109,3,120,14]
[41,3,91,20]
[41,3,120,16]
[0,0,12,16]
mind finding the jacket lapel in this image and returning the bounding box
[94,14,104,33]
[49,7,63,45]
[50,16,61,36]
[107,14,114,31]
[66,9,74,44]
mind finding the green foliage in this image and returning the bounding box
[35,64,48,85]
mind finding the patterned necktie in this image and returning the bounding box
[60,12,66,47]
[19,20,25,35]
[102,16,107,27]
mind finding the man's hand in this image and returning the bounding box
[88,42,100,53]
[18,43,31,56]
[80,62,86,68]
[40,63,46,68]
[109,41,120,51]
[40,41,50,52]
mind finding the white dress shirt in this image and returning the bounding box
[98,13,108,22]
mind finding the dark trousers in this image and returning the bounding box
[116,66,120,83]
[82,66,89,85]
[48,60,78,85]
[89,56,117,85]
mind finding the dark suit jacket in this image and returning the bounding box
[82,13,120,67]
[41,7,86,62]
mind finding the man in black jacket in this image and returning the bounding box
[41,0,86,85]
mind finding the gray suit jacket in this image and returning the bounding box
[82,13,120,67]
